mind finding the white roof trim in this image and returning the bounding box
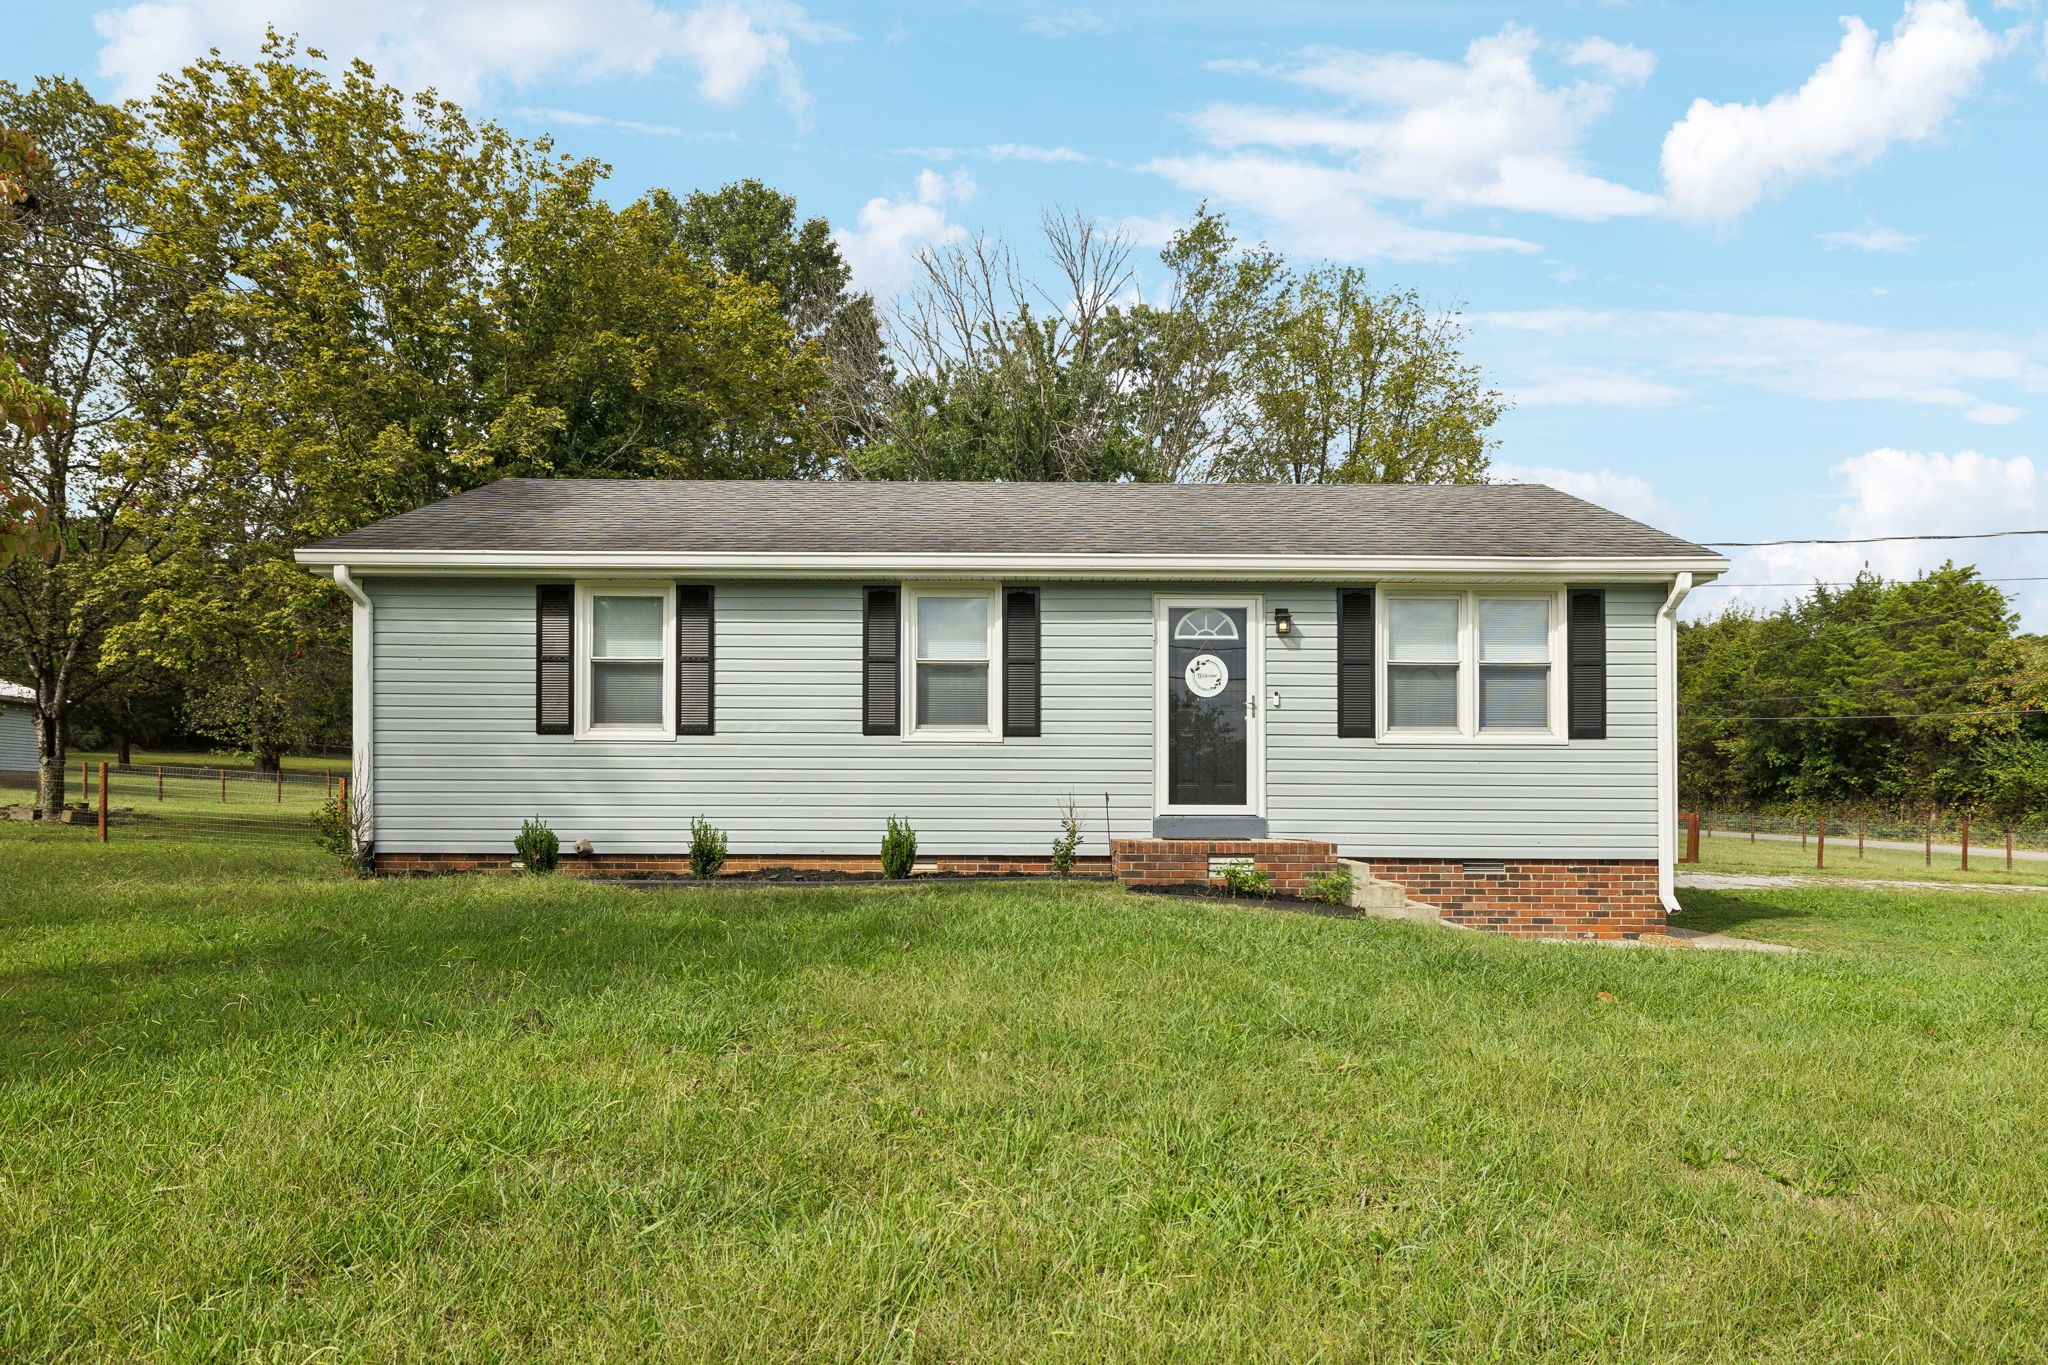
[295,548,1730,582]
[0,679,32,703]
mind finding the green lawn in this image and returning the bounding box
[4,828,2047,1361]
[1691,825,2048,888]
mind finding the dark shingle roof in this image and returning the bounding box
[301,478,1715,560]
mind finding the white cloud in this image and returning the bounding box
[1964,402,2026,424]
[1494,462,1676,525]
[92,0,846,115]
[1818,225,1920,252]
[1162,25,1663,238]
[514,106,737,138]
[1706,448,2045,626]
[1565,36,1656,86]
[1474,306,2047,418]
[833,169,975,297]
[1659,0,1996,222]
[1510,368,1687,407]
[984,143,1096,164]
[1023,9,1110,38]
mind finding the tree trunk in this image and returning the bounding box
[253,747,282,776]
[115,733,132,766]
[33,700,66,817]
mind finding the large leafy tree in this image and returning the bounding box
[1677,565,2038,823]
[104,39,827,771]
[0,82,176,812]
[856,205,1504,485]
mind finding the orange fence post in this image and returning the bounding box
[97,762,108,843]
[339,775,349,826]
[1925,816,1933,868]
[1677,812,1700,864]
[1961,816,1970,872]
[1816,815,1826,869]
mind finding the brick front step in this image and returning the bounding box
[1111,838,1340,897]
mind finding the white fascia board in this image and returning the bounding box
[296,548,1729,582]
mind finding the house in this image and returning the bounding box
[294,479,1728,937]
[0,680,35,783]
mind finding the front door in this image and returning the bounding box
[1159,599,1261,813]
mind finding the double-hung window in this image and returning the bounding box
[581,587,671,735]
[1380,589,1563,741]
[905,584,999,739]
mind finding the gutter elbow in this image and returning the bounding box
[332,564,372,609]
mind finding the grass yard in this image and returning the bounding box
[4,827,2047,1361]
[1690,825,2048,888]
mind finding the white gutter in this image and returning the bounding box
[1656,572,1694,917]
[294,547,1730,582]
[331,565,374,848]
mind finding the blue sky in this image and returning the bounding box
[7,0,2046,622]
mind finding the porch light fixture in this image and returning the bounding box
[1273,607,1293,637]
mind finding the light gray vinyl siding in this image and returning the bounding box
[370,579,1157,857]
[1263,586,1659,859]
[0,703,32,775]
[368,578,1660,860]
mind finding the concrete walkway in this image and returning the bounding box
[1710,829,2048,863]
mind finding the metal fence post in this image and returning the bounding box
[157,764,164,802]
[219,767,227,804]
[1857,821,1864,859]
[97,762,108,843]
[81,757,88,806]
[276,767,283,804]
[1961,816,1970,872]
[1816,814,1826,869]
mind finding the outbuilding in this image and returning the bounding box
[296,479,1727,937]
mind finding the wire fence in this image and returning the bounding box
[1680,808,2047,873]
[2,760,338,841]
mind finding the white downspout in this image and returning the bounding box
[1656,572,1694,916]
[332,565,374,847]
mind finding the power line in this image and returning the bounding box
[1696,575,2048,590]
[1707,530,2048,547]
[1679,707,2039,723]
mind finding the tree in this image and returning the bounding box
[106,39,828,769]
[853,204,1504,486]
[0,81,174,814]
[1232,266,1504,484]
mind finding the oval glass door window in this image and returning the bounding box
[1184,652,1230,697]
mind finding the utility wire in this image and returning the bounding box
[1696,575,2048,590]
[1707,530,2048,547]
[1679,707,2039,723]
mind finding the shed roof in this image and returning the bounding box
[301,478,1717,562]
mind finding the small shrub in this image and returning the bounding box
[1050,795,1083,876]
[1303,866,1354,905]
[1218,862,1271,898]
[310,797,372,876]
[880,816,918,878]
[689,815,728,879]
[515,816,560,874]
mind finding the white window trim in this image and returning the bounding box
[1376,587,1567,745]
[901,581,1003,743]
[1154,594,1266,817]
[575,581,675,740]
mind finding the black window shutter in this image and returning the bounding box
[1003,587,1041,737]
[676,586,714,735]
[1337,588,1376,738]
[862,586,901,736]
[536,585,574,734]
[1567,588,1608,740]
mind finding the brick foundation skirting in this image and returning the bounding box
[1110,838,1339,897]
[373,851,1115,878]
[1366,858,1662,938]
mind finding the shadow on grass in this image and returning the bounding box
[0,877,965,1082]
[1674,889,1816,939]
